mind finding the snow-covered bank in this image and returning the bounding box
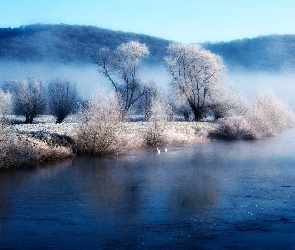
[5,119,217,146]
[0,115,218,169]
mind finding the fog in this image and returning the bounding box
[0,60,109,99]
[1,60,294,107]
[0,61,171,99]
[228,70,295,107]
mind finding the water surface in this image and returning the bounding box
[1,129,295,249]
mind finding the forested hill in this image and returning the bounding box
[0,24,170,64]
[0,24,295,71]
[204,35,295,71]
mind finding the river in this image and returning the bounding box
[1,129,295,249]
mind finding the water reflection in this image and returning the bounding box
[1,129,295,248]
[74,151,221,220]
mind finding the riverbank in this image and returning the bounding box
[0,115,218,169]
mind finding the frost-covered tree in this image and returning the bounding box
[165,43,225,121]
[13,78,46,124]
[92,41,149,114]
[47,78,78,123]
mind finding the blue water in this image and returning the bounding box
[1,129,295,249]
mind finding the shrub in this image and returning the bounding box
[144,97,173,146]
[217,91,295,140]
[211,90,249,119]
[217,116,253,140]
[0,133,36,168]
[247,91,295,138]
[76,91,126,155]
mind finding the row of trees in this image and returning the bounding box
[92,40,228,122]
[1,78,78,123]
[0,40,249,125]
[1,40,293,133]
[0,40,259,124]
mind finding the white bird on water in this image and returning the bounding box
[156,148,168,154]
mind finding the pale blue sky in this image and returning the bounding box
[0,0,295,43]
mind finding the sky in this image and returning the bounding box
[0,0,295,43]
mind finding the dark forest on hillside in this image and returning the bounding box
[1,24,295,70]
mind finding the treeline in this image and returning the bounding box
[1,78,78,124]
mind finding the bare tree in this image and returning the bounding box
[47,78,78,123]
[137,81,160,119]
[13,78,46,124]
[165,43,225,121]
[92,41,149,115]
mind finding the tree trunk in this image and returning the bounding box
[56,114,66,124]
[191,106,203,122]
[183,111,190,121]
[25,115,34,124]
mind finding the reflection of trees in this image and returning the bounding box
[0,160,72,232]
[0,171,18,232]
[169,168,219,212]
[74,152,222,248]
[75,150,222,221]
[75,157,142,222]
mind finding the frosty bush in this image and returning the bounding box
[144,97,173,146]
[247,91,295,138]
[217,91,295,140]
[0,87,74,168]
[217,116,253,140]
[76,91,125,155]
[211,90,249,119]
